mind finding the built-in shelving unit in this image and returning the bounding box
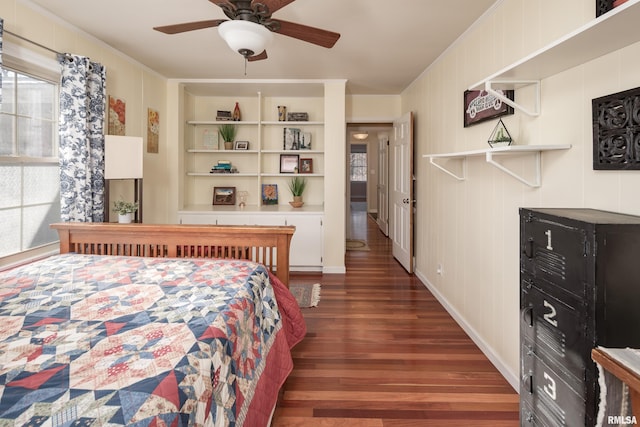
[184,89,325,206]
[424,145,571,187]
[468,0,640,116]
[172,79,348,272]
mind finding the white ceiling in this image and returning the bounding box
[25,0,496,95]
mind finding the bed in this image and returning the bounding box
[0,223,306,426]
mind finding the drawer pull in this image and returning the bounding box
[524,238,534,258]
[522,373,533,394]
[522,306,533,327]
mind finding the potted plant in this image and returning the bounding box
[112,199,139,223]
[218,124,237,150]
[288,176,307,208]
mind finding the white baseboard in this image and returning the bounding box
[414,269,519,392]
[322,266,346,274]
[291,266,323,272]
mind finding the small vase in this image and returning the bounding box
[278,105,287,121]
[289,196,304,208]
[233,102,241,121]
[224,141,233,150]
[118,213,133,223]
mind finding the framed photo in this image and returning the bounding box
[234,140,249,150]
[280,154,300,173]
[202,129,218,150]
[463,89,514,127]
[300,132,312,149]
[212,186,236,205]
[283,127,301,150]
[262,184,278,205]
[300,158,313,173]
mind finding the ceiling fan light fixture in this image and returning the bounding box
[218,20,273,58]
[352,132,369,140]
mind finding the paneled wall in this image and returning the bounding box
[404,0,640,386]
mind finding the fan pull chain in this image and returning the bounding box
[244,58,248,76]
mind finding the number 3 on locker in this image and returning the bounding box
[543,372,557,400]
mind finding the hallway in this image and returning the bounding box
[272,207,520,426]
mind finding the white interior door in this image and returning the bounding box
[377,133,389,236]
[390,112,414,273]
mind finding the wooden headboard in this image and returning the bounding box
[50,223,295,287]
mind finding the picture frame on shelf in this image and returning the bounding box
[300,158,313,173]
[202,129,218,150]
[212,186,236,205]
[283,127,301,150]
[463,89,514,127]
[300,132,312,149]
[234,140,249,150]
[261,184,278,205]
[280,154,300,173]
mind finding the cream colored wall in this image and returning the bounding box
[404,0,640,388]
[1,1,168,223]
[346,95,400,121]
[323,81,348,272]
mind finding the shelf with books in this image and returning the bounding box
[183,87,326,209]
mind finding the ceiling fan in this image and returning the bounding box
[153,0,341,62]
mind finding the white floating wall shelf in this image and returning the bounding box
[424,145,571,187]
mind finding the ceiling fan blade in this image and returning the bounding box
[258,0,297,14]
[273,20,340,48]
[248,51,268,62]
[154,19,226,34]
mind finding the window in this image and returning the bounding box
[0,66,60,258]
[350,144,367,182]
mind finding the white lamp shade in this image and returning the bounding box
[218,20,273,56]
[104,135,143,179]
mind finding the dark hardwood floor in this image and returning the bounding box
[272,204,519,426]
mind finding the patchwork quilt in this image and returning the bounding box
[0,254,306,426]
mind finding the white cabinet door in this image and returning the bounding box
[179,211,323,269]
[285,215,323,267]
[215,214,275,226]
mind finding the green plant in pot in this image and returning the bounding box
[288,176,307,208]
[218,124,237,150]
[112,199,138,223]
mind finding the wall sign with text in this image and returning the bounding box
[463,89,514,127]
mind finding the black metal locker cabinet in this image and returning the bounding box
[519,208,640,426]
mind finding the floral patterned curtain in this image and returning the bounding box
[58,54,106,222]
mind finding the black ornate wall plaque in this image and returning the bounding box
[592,87,640,170]
[596,0,613,17]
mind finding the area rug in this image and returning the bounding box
[289,283,321,308]
[346,239,371,251]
